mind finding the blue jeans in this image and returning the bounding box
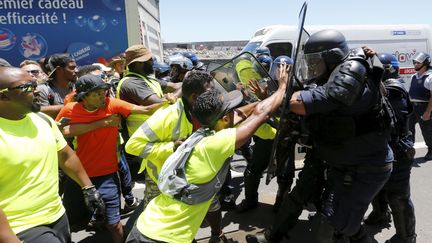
[119,147,134,204]
[92,173,121,225]
[63,173,121,226]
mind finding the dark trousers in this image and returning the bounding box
[409,102,432,148]
[17,214,70,243]
[372,152,416,237]
[243,137,275,201]
[323,164,391,236]
[126,225,166,243]
[119,146,135,204]
[267,150,326,240]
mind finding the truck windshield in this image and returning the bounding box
[241,42,262,53]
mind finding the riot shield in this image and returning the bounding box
[266,1,309,185]
[210,52,276,103]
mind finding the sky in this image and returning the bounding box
[159,0,431,43]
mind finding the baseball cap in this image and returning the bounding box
[47,53,75,77]
[124,45,152,66]
[200,90,244,127]
[92,63,112,72]
[74,74,110,101]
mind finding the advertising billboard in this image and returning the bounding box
[0,0,128,66]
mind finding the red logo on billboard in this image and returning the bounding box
[400,68,416,75]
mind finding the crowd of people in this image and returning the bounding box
[1,28,431,243]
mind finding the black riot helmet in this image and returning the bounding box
[377,53,400,80]
[301,29,350,81]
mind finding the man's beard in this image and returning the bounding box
[414,63,425,72]
[143,62,154,76]
[31,102,41,112]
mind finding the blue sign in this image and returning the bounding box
[0,0,128,66]
[391,31,407,36]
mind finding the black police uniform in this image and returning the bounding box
[366,78,417,243]
[237,134,296,213]
[247,30,393,243]
[303,56,394,242]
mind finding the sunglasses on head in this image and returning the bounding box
[0,80,38,93]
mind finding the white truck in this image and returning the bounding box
[242,24,432,85]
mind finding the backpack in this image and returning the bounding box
[158,128,231,205]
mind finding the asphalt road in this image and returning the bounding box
[72,128,432,243]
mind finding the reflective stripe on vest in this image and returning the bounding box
[116,72,164,99]
[139,100,185,180]
[116,72,165,135]
[146,160,160,183]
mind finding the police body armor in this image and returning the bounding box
[384,78,415,158]
[309,56,395,146]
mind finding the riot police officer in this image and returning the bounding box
[255,46,272,59]
[246,30,393,243]
[257,55,273,72]
[236,56,295,214]
[167,53,194,82]
[153,60,170,79]
[183,51,206,71]
[364,53,416,243]
[408,52,432,160]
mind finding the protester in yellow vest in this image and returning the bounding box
[0,67,104,243]
[127,70,237,241]
[125,71,214,206]
[116,45,179,204]
[125,63,290,243]
[116,45,180,136]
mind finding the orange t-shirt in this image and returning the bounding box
[63,90,76,105]
[56,97,133,177]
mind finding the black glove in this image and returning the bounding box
[82,185,106,215]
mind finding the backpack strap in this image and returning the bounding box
[158,128,211,203]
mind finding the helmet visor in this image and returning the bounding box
[298,52,327,81]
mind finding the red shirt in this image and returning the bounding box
[56,97,133,177]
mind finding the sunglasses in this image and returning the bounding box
[0,80,38,93]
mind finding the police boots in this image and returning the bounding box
[385,234,416,243]
[273,182,291,213]
[236,169,260,213]
[364,209,392,225]
[349,226,374,243]
[364,197,392,226]
[245,229,282,243]
[385,201,416,243]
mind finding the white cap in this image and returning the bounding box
[92,63,112,72]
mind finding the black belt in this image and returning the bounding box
[332,162,392,174]
[412,101,428,106]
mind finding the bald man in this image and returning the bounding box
[0,67,104,243]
